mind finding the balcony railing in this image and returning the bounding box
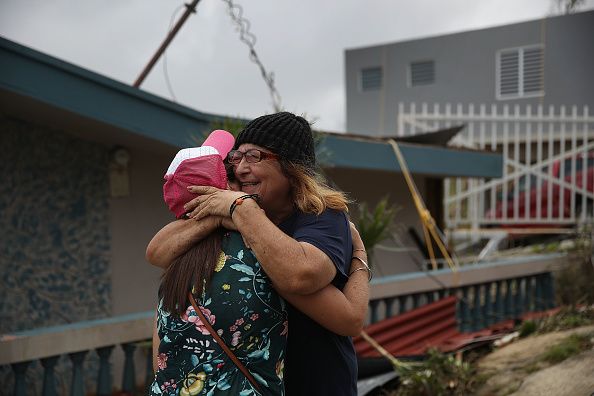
[0,252,566,395]
[1,311,153,396]
[367,252,564,328]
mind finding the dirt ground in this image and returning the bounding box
[475,325,594,396]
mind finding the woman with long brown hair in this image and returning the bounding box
[150,127,369,395]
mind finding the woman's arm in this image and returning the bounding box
[146,216,222,268]
[185,186,337,294]
[279,224,371,336]
[280,256,369,336]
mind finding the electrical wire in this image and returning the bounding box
[221,0,283,112]
[162,4,186,102]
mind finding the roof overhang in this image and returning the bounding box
[0,37,217,151]
[0,37,502,178]
[322,134,502,178]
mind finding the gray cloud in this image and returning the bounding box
[1,0,593,131]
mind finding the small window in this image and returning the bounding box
[409,61,435,86]
[360,67,382,91]
[497,45,544,99]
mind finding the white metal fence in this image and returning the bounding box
[397,103,594,230]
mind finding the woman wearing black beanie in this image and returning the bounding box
[148,112,369,396]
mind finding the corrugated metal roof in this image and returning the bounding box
[354,296,514,358]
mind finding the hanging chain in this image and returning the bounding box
[221,0,283,112]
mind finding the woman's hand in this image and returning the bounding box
[184,186,244,220]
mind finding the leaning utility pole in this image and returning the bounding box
[133,0,201,88]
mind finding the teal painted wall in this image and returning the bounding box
[0,116,112,393]
[0,116,112,333]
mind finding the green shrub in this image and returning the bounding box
[536,306,594,333]
[394,349,478,396]
[555,222,594,305]
[541,333,592,364]
[519,320,537,338]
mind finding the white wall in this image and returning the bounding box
[109,147,174,316]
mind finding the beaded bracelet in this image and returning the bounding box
[229,194,260,217]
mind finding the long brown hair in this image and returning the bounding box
[158,229,223,316]
[281,161,350,214]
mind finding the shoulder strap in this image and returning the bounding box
[188,292,262,393]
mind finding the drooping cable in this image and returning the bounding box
[162,4,186,102]
[221,0,283,112]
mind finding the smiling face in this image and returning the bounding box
[233,143,293,223]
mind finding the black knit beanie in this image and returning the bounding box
[234,112,316,170]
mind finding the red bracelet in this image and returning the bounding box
[229,194,260,217]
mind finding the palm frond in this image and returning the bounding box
[355,196,400,267]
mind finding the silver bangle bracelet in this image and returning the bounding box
[349,267,368,276]
[349,257,373,281]
[352,256,369,269]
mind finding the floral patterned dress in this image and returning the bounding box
[150,231,288,396]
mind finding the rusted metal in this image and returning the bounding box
[355,295,561,360]
[355,296,514,358]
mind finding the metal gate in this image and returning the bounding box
[397,103,594,231]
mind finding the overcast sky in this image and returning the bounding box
[1,0,593,132]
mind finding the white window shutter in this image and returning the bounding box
[523,47,544,94]
[499,50,520,96]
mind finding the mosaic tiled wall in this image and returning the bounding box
[0,116,112,334]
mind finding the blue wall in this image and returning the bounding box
[0,116,111,333]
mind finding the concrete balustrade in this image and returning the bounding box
[1,311,153,396]
[367,253,565,326]
[0,253,566,395]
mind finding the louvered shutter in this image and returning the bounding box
[410,61,435,86]
[497,45,544,99]
[499,50,520,96]
[360,67,382,91]
[523,47,543,94]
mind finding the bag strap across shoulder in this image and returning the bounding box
[188,292,262,393]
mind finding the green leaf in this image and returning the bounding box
[251,372,269,386]
[230,264,255,276]
[355,196,399,267]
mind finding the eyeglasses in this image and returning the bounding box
[227,149,279,164]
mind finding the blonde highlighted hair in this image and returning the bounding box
[281,162,350,215]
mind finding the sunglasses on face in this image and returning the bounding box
[227,149,279,164]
